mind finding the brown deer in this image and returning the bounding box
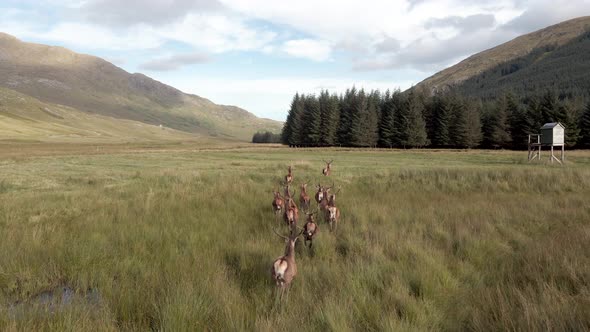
[271,225,303,299]
[322,160,333,176]
[299,183,310,212]
[314,183,325,205]
[283,196,299,227]
[303,212,319,248]
[325,187,341,232]
[272,189,284,221]
[283,183,292,200]
[318,184,332,221]
[285,166,293,184]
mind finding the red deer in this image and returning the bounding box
[325,188,341,232]
[285,166,293,184]
[299,183,310,212]
[314,183,325,205]
[303,212,319,248]
[283,196,299,227]
[271,225,303,299]
[322,160,333,176]
[272,189,284,221]
[318,185,332,221]
[283,184,292,200]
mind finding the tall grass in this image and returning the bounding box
[1,147,589,330]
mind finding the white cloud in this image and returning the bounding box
[281,39,332,62]
[0,20,162,50]
[140,52,212,71]
[159,14,276,53]
[38,22,163,50]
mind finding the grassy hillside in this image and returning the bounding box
[454,30,590,99]
[1,145,589,330]
[0,33,281,141]
[415,16,590,94]
[0,87,202,143]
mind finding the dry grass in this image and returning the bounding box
[1,145,589,331]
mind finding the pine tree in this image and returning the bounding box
[281,93,305,146]
[360,90,380,147]
[337,88,358,146]
[539,90,560,123]
[350,89,368,147]
[400,91,429,147]
[390,91,405,147]
[431,94,451,147]
[448,95,469,147]
[509,97,536,150]
[525,96,543,131]
[558,103,580,147]
[301,94,321,146]
[463,100,483,148]
[379,90,395,148]
[319,91,339,146]
[579,102,590,148]
[482,100,511,148]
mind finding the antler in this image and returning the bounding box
[293,225,305,237]
[333,182,341,194]
[273,228,289,240]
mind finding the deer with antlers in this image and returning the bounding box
[317,184,332,221]
[303,212,319,248]
[285,166,294,184]
[322,160,333,176]
[325,186,341,232]
[314,183,324,205]
[272,189,284,220]
[299,183,311,212]
[283,195,299,227]
[283,183,292,200]
[271,225,304,299]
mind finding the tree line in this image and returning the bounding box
[252,131,282,144]
[281,88,590,149]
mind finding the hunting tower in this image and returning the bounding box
[528,122,565,164]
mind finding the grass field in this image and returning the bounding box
[1,144,589,331]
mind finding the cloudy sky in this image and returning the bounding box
[1,0,589,120]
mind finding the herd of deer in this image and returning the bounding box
[270,160,340,298]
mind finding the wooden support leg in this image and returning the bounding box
[562,145,565,162]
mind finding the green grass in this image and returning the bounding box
[1,146,589,331]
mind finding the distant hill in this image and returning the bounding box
[0,87,202,143]
[0,33,281,141]
[415,16,590,99]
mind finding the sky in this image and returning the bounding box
[1,1,589,121]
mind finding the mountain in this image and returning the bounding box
[0,33,281,142]
[415,16,590,99]
[0,86,201,143]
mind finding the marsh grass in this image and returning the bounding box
[1,146,589,331]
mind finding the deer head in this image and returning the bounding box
[283,183,292,199]
[322,160,333,176]
[285,166,294,184]
[300,183,307,193]
[273,225,303,256]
